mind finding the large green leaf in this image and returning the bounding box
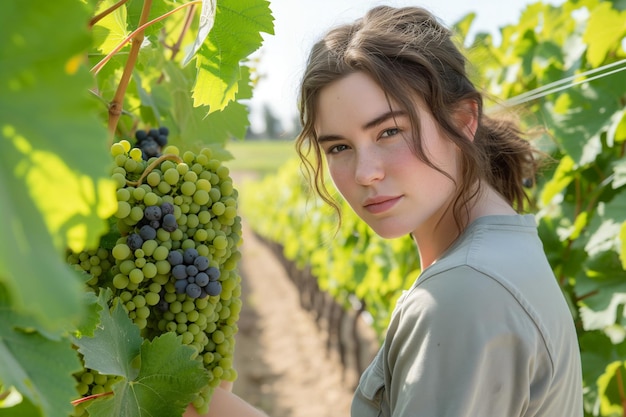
[159,62,251,145]
[583,2,626,67]
[85,333,209,417]
[74,290,142,379]
[192,0,274,113]
[0,1,117,330]
[0,285,82,417]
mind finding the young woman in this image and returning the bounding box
[196,5,583,417]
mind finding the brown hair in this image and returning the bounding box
[295,6,539,231]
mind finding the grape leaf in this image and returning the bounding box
[92,0,129,54]
[75,290,103,339]
[0,286,82,417]
[182,0,218,66]
[126,0,172,39]
[159,62,251,145]
[583,3,626,67]
[192,0,274,113]
[85,333,210,417]
[0,0,117,330]
[597,360,626,416]
[74,290,142,378]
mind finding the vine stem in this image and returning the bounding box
[157,4,197,84]
[106,0,153,139]
[91,1,203,76]
[71,391,114,406]
[89,0,130,28]
[170,4,197,61]
[126,153,184,186]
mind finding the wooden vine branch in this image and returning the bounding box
[157,4,197,85]
[106,0,153,138]
[125,153,184,187]
[91,0,202,138]
[89,0,130,28]
[170,4,197,61]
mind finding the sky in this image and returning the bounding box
[245,0,563,134]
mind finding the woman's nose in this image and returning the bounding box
[354,147,384,185]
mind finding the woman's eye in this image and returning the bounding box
[328,144,348,154]
[381,128,400,138]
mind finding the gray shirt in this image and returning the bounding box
[352,215,583,417]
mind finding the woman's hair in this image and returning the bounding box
[295,5,540,231]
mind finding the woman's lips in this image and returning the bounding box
[363,196,402,214]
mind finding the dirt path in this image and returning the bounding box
[231,219,356,417]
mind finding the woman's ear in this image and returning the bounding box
[455,99,479,142]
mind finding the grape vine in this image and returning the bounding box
[0,1,273,416]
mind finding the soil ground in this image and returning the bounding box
[231,219,357,417]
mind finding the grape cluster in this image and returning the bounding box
[68,136,243,415]
[135,126,169,160]
[67,247,113,287]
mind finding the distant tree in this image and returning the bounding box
[263,103,282,139]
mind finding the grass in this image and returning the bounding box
[224,139,297,176]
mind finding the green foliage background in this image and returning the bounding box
[240,1,626,415]
[0,1,273,416]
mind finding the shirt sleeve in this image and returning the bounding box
[384,265,552,417]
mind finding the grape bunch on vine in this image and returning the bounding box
[0,1,274,417]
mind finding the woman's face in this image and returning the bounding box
[314,72,460,239]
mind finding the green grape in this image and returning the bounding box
[181,181,196,196]
[147,171,161,187]
[145,291,160,306]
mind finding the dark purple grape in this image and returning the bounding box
[205,281,222,297]
[183,248,198,264]
[172,264,187,280]
[193,256,209,271]
[186,265,198,277]
[188,276,195,284]
[141,138,159,157]
[174,280,188,294]
[150,220,160,229]
[135,130,148,143]
[163,223,177,233]
[148,128,160,139]
[167,250,183,266]
[157,299,169,312]
[144,206,162,221]
[199,288,208,299]
[195,272,209,287]
[139,225,156,241]
[158,126,169,136]
[206,266,220,281]
[186,283,202,299]
[126,233,144,251]
[156,134,168,147]
[162,213,177,225]
[161,203,174,215]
